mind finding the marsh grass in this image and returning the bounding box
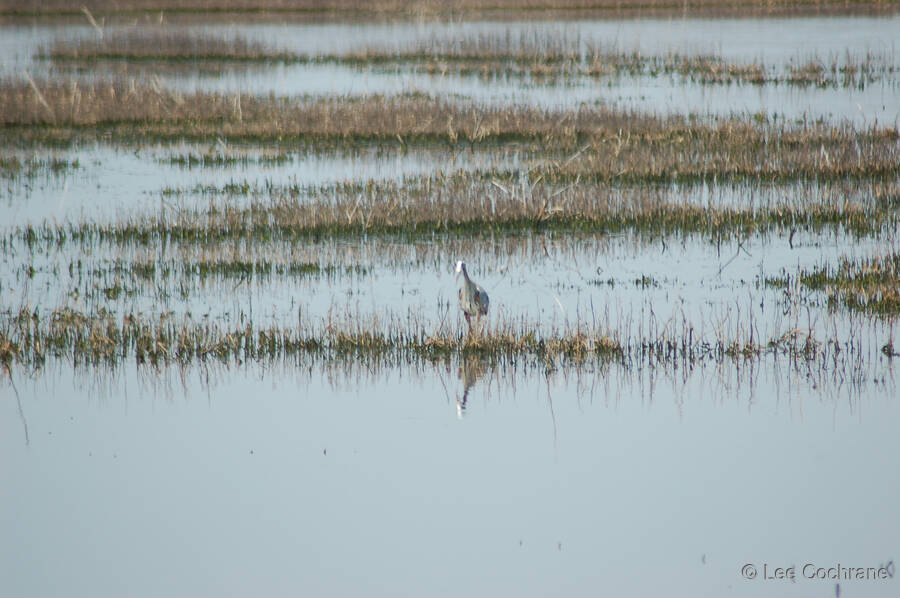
[787,52,899,87]
[9,178,900,250]
[165,151,293,167]
[3,0,896,19]
[0,78,637,146]
[383,52,770,85]
[330,34,897,87]
[129,257,368,280]
[309,35,894,87]
[767,254,900,317]
[42,31,293,64]
[4,79,897,186]
[40,29,898,87]
[0,302,868,373]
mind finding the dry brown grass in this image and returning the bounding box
[3,78,898,188]
[553,123,900,185]
[2,0,896,20]
[0,78,639,139]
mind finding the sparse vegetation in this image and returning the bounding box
[0,302,871,372]
[0,154,80,179]
[766,254,900,317]
[164,151,293,167]
[39,29,899,87]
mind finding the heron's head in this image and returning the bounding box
[455,261,465,276]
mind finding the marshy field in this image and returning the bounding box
[2,1,899,596]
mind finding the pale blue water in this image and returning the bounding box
[1,362,898,597]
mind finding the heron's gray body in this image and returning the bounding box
[456,261,489,331]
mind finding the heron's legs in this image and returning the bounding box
[475,314,485,335]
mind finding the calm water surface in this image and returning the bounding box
[2,363,898,597]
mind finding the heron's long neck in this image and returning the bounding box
[461,268,472,284]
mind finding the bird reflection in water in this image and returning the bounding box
[456,356,487,418]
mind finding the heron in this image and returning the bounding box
[455,260,489,333]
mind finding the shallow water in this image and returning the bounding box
[0,145,527,224]
[3,226,897,369]
[2,362,898,597]
[0,140,886,228]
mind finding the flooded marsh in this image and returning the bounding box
[2,5,900,598]
[41,28,900,90]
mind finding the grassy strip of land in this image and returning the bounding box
[325,31,895,87]
[0,78,643,146]
[766,254,900,317]
[9,180,900,249]
[2,0,897,20]
[42,31,897,87]
[0,304,866,371]
[3,80,898,185]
